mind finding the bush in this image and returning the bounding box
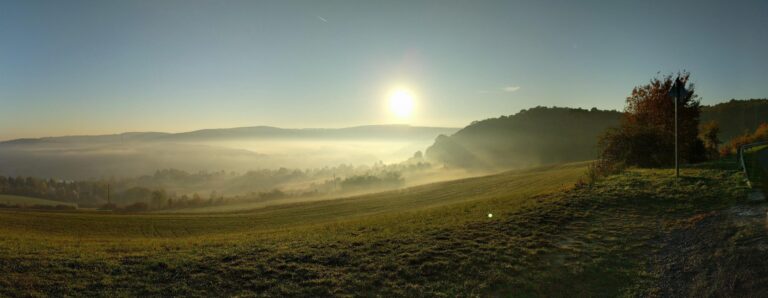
[583,159,625,186]
[699,121,721,159]
[720,123,768,156]
[600,125,671,167]
[599,72,706,167]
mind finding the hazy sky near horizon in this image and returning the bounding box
[1,0,767,140]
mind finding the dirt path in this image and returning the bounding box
[650,204,768,297]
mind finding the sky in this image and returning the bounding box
[1,0,767,140]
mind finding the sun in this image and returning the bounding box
[389,88,415,118]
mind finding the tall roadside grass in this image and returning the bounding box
[582,159,625,187]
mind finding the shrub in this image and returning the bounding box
[584,159,625,186]
[720,123,768,156]
[699,121,721,159]
[599,72,706,167]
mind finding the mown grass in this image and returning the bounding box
[0,194,77,208]
[0,161,751,296]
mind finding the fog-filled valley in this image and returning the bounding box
[3,101,767,212]
[0,125,457,180]
[0,125,476,210]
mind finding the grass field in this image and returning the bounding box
[744,145,768,191]
[0,161,757,296]
[0,194,77,208]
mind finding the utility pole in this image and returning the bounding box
[107,183,111,205]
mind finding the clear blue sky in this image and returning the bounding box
[1,0,767,140]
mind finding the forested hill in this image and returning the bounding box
[701,99,768,141]
[425,99,768,170]
[425,107,622,169]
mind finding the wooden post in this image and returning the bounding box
[675,82,679,178]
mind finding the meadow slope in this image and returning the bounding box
[0,194,77,208]
[0,160,761,296]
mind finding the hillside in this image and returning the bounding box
[426,100,768,170]
[426,106,622,169]
[701,98,768,141]
[0,194,77,208]
[0,160,757,296]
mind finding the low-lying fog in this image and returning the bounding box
[211,139,435,167]
[0,139,441,180]
[0,125,492,211]
[0,125,458,180]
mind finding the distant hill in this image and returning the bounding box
[0,125,458,179]
[0,125,457,145]
[0,194,77,208]
[164,125,458,142]
[0,132,170,146]
[701,99,768,141]
[425,107,622,169]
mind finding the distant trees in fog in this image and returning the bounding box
[0,159,434,211]
[340,172,404,192]
[0,176,107,206]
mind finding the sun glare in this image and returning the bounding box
[389,88,415,119]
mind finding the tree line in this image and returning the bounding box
[0,161,430,211]
[593,72,765,180]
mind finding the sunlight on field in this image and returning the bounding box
[0,162,588,242]
[0,161,752,296]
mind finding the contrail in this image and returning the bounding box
[316,16,328,23]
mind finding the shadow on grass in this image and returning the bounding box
[687,158,740,171]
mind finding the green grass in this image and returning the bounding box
[0,194,77,208]
[744,145,768,191]
[0,161,752,296]
[0,162,587,239]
